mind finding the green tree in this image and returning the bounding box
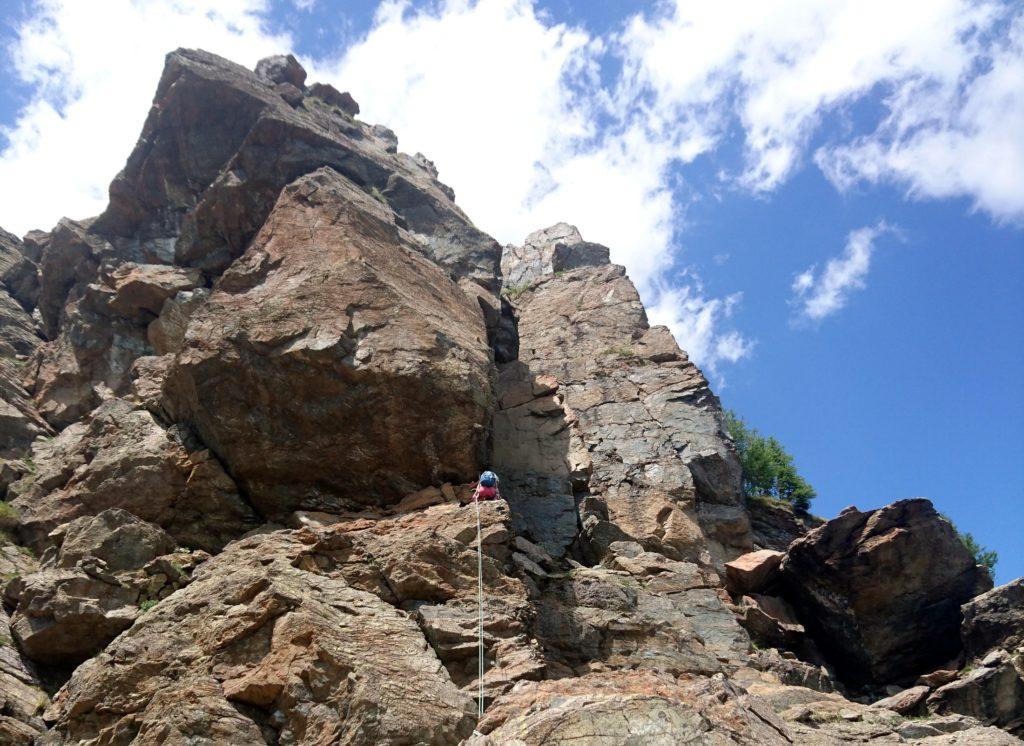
[724,411,816,514]
[958,531,999,574]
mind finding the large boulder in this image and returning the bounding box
[724,549,783,595]
[95,48,499,286]
[162,168,494,519]
[46,508,177,571]
[780,499,992,686]
[254,53,307,88]
[25,47,506,444]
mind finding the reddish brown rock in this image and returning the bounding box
[162,168,494,519]
[725,549,784,595]
[4,511,202,670]
[106,262,201,320]
[7,398,258,552]
[737,593,805,649]
[470,671,793,744]
[43,524,487,744]
[872,685,931,715]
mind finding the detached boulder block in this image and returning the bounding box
[725,549,783,595]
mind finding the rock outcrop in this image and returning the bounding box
[926,580,1024,735]
[496,223,751,567]
[0,47,1017,745]
[0,229,49,465]
[746,496,824,551]
[5,509,203,669]
[7,398,257,552]
[162,167,494,517]
[780,499,992,687]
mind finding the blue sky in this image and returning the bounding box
[0,0,1021,582]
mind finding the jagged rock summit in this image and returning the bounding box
[0,49,1019,744]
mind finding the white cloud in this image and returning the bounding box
[647,279,754,379]
[617,0,1021,211]
[0,0,291,235]
[817,14,1024,223]
[791,223,891,322]
[319,0,1020,373]
[2,0,1021,378]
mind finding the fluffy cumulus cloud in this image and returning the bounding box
[647,281,754,379]
[0,0,290,235]
[319,0,745,374]
[1,0,1021,377]
[619,0,1024,217]
[791,223,892,322]
[816,12,1024,223]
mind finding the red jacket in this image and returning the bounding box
[473,484,499,501]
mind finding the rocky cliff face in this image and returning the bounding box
[0,50,1019,744]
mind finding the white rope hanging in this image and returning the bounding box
[475,495,486,722]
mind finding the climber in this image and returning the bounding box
[472,470,501,502]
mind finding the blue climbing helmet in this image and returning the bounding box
[479,470,498,487]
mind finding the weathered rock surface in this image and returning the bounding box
[471,671,792,744]
[46,508,178,572]
[735,593,806,649]
[780,499,991,686]
[725,549,783,595]
[741,674,1019,744]
[0,600,48,742]
[162,167,494,518]
[0,228,50,463]
[3,45,1020,745]
[927,652,1024,736]
[41,514,507,744]
[4,510,202,668]
[254,53,307,88]
[497,224,752,567]
[925,581,1024,735]
[961,579,1024,660]
[7,398,257,552]
[0,227,40,314]
[747,496,824,551]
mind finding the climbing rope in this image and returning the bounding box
[475,494,486,721]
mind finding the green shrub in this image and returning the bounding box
[601,345,635,359]
[957,530,998,573]
[0,502,20,531]
[725,410,816,514]
[139,599,159,612]
[503,282,531,301]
